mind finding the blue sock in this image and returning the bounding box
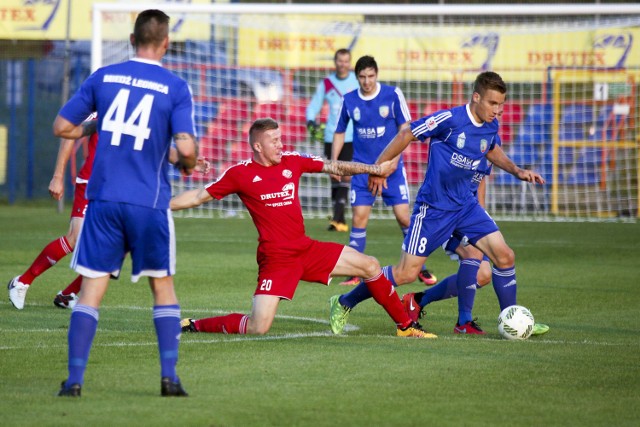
[382,265,397,286]
[420,274,458,307]
[492,265,517,310]
[348,227,367,253]
[339,265,397,309]
[457,259,481,325]
[67,304,99,386]
[339,282,371,309]
[153,305,181,382]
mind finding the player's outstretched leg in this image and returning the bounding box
[181,314,248,334]
[11,236,74,309]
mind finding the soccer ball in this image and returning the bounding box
[497,305,535,340]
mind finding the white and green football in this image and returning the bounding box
[497,305,535,340]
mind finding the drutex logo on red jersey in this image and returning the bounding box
[260,182,295,207]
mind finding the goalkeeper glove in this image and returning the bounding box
[307,121,324,143]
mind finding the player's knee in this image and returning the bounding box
[493,247,515,268]
[246,318,272,335]
[392,265,419,285]
[362,256,381,278]
[477,264,492,287]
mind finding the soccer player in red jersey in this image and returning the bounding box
[7,116,209,311]
[172,118,436,338]
[7,116,98,310]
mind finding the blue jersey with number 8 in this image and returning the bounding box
[59,58,196,209]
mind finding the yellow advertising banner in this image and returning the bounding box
[238,16,640,83]
[237,14,364,69]
[0,0,210,41]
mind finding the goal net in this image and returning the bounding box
[92,3,640,222]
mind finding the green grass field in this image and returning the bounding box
[1,204,639,426]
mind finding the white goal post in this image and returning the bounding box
[92,3,640,222]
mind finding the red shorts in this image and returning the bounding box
[70,182,89,219]
[254,236,344,300]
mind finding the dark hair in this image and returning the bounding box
[334,49,351,61]
[133,9,170,47]
[473,71,507,96]
[355,55,378,76]
[249,118,279,144]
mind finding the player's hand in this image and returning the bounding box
[330,173,341,182]
[194,156,211,174]
[377,160,395,178]
[368,175,388,196]
[175,162,195,177]
[48,175,64,200]
[517,169,545,184]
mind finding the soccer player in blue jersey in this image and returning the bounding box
[402,131,549,336]
[330,55,436,287]
[401,135,498,334]
[329,71,545,336]
[330,55,409,278]
[52,9,198,397]
[306,49,359,232]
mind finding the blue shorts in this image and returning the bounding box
[71,200,176,282]
[350,167,409,207]
[403,200,499,258]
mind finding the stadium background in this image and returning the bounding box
[1,0,638,222]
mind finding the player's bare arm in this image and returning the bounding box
[322,159,393,177]
[487,144,545,184]
[49,138,75,200]
[52,116,97,141]
[168,147,211,174]
[329,132,347,181]
[367,125,415,196]
[384,122,410,176]
[170,187,214,211]
[81,120,97,137]
[173,132,199,176]
[375,126,416,166]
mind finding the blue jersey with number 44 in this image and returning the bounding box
[59,58,196,209]
[412,104,498,211]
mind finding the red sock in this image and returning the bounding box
[194,313,248,334]
[61,275,83,296]
[20,237,73,285]
[364,272,412,329]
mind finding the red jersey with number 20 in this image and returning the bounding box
[205,152,324,244]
